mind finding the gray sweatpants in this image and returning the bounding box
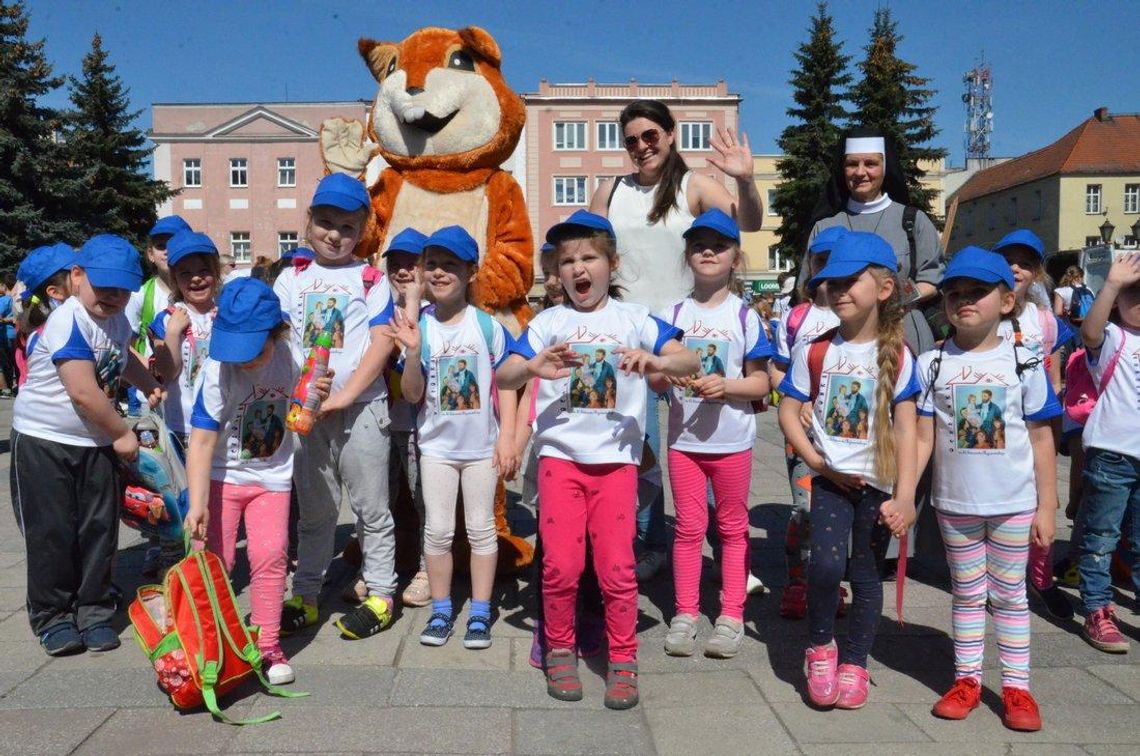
[292,398,395,600]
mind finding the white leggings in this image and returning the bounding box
[420,456,499,556]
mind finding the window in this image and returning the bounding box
[1086,184,1102,214]
[595,175,616,190]
[679,121,712,150]
[183,158,201,187]
[1008,196,1018,225]
[230,232,251,262]
[553,176,588,206]
[767,189,779,216]
[278,232,298,255]
[596,122,621,151]
[277,157,296,187]
[1085,236,1101,247]
[767,246,792,272]
[229,158,247,188]
[553,121,586,150]
[1033,189,1043,220]
[1124,235,1138,248]
[1125,184,1140,214]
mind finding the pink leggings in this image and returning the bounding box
[206,481,290,650]
[538,458,638,663]
[668,448,752,620]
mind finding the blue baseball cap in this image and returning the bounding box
[809,231,898,288]
[17,243,75,300]
[311,172,370,212]
[166,231,218,268]
[540,242,554,254]
[424,225,479,264]
[149,215,191,238]
[292,247,314,263]
[683,208,740,244]
[809,226,848,255]
[941,246,1015,290]
[383,228,429,257]
[76,235,144,291]
[210,278,287,363]
[546,210,615,244]
[992,229,1045,261]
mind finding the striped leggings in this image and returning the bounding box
[937,510,1034,690]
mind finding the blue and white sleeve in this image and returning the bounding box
[777,343,811,402]
[190,360,225,432]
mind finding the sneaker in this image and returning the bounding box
[280,596,318,635]
[780,582,807,619]
[703,616,745,659]
[836,586,849,618]
[1028,583,1074,620]
[545,648,583,702]
[1053,559,1079,589]
[341,575,367,604]
[261,645,295,685]
[834,663,870,709]
[663,613,699,657]
[419,612,454,646]
[932,677,982,720]
[577,613,604,659]
[40,622,84,657]
[1002,687,1042,732]
[635,550,667,582]
[81,623,121,652]
[604,661,639,710]
[746,573,767,596]
[401,571,431,608]
[141,545,162,578]
[463,616,492,650]
[529,620,545,669]
[1082,605,1130,653]
[335,595,393,640]
[803,640,840,707]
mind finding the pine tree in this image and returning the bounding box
[64,33,174,250]
[847,7,947,219]
[0,1,82,271]
[774,2,852,266]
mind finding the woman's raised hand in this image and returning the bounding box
[707,127,753,181]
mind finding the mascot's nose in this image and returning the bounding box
[406,86,424,96]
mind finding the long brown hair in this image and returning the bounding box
[869,266,906,485]
[1059,265,1083,289]
[619,100,689,225]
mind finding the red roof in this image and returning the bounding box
[954,110,1140,203]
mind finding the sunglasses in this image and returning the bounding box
[624,128,660,150]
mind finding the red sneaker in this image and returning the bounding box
[931,677,981,719]
[1082,605,1130,654]
[803,640,840,707]
[780,583,807,619]
[1002,687,1041,732]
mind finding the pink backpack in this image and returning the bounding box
[1064,336,1126,425]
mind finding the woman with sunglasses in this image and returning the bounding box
[589,99,764,584]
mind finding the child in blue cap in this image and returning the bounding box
[11,234,164,656]
[14,243,76,388]
[184,277,332,685]
[914,246,1060,732]
[274,173,399,640]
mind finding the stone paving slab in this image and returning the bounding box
[769,701,932,744]
[0,709,114,755]
[72,707,243,754]
[643,704,799,756]
[512,708,654,755]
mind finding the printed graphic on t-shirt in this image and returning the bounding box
[568,345,618,411]
[239,398,287,460]
[823,375,872,440]
[95,345,124,400]
[954,385,1006,450]
[303,293,348,350]
[187,335,209,387]
[683,336,728,401]
[437,355,481,413]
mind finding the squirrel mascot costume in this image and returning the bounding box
[320,25,534,573]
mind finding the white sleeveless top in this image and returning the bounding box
[608,171,696,313]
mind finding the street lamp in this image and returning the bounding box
[1099,217,1115,244]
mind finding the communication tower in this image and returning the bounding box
[962,58,993,160]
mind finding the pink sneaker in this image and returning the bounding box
[835,663,870,709]
[803,640,839,707]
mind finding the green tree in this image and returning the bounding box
[847,7,947,219]
[774,2,852,265]
[64,33,174,250]
[0,1,82,271]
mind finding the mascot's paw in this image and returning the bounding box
[321,117,377,177]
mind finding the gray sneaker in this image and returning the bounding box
[664,613,699,657]
[703,616,745,659]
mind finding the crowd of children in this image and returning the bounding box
[10,170,1140,726]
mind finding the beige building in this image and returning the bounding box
[946,108,1140,265]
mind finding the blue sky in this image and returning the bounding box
[25,0,1140,166]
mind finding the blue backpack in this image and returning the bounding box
[1070,285,1095,321]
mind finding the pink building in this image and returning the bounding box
[150,101,369,263]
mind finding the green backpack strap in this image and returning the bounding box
[134,277,158,353]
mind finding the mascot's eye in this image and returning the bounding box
[385,58,397,78]
[448,50,475,72]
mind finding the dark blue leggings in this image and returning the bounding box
[807,477,892,668]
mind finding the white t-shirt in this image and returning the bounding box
[1083,324,1140,458]
[658,294,773,453]
[513,300,682,465]
[126,278,172,342]
[917,340,1061,516]
[13,297,132,446]
[1054,286,1074,315]
[996,301,1072,365]
[150,305,214,435]
[274,260,394,404]
[772,303,840,366]
[778,334,921,493]
[771,293,792,320]
[414,305,510,461]
[190,340,296,491]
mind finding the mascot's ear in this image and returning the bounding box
[457,26,501,67]
[358,38,400,83]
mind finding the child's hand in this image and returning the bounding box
[145,386,167,409]
[879,497,915,539]
[384,307,421,353]
[1031,506,1056,549]
[691,373,726,400]
[166,307,190,337]
[318,390,350,417]
[614,346,659,376]
[312,369,335,403]
[1106,252,1140,289]
[527,343,581,380]
[113,428,139,464]
[184,506,208,542]
[493,435,520,481]
[799,402,813,430]
[404,268,425,311]
[806,451,863,491]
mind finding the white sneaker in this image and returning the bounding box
[262,646,295,685]
[746,573,767,596]
[664,613,699,657]
[703,616,745,659]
